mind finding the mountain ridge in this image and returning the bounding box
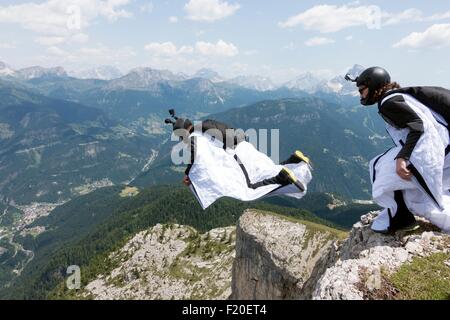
[1,61,366,95]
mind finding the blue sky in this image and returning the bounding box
[1,0,450,86]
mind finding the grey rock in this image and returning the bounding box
[231,209,340,299]
[231,209,450,300]
[312,213,450,300]
[82,224,236,300]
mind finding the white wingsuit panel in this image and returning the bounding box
[187,132,312,209]
[372,93,450,231]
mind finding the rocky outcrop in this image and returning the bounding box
[231,210,450,300]
[231,209,346,299]
[82,224,235,300]
[81,209,450,300]
[312,212,450,300]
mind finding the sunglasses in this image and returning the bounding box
[358,86,367,95]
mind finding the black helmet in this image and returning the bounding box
[173,118,192,131]
[164,109,192,139]
[346,66,391,105]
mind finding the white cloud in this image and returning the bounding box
[426,11,450,21]
[70,45,136,67]
[35,36,66,46]
[195,40,238,56]
[71,33,89,43]
[277,4,434,33]
[179,45,194,54]
[55,45,136,65]
[47,46,67,56]
[393,23,450,49]
[305,37,335,47]
[144,42,182,56]
[90,0,133,21]
[0,42,16,49]
[185,0,240,22]
[384,8,422,26]
[345,35,353,41]
[144,42,195,56]
[35,33,89,46]
[140,2,154,13]
[278,4,384,32]
[0,0,132,36]
[169,16,179,23]
[144,40,238,57]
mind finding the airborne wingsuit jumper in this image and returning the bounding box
[346,67,450,234]
[165,110,312,209]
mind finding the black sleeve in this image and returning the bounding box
[184,136,196,175]
[379,95,424,160]
[400,87,450,123]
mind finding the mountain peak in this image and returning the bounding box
[281,65,367,95]
[228,75,276,91]
[69,66,123,80]
[128,67,182,80]
[0,61,16,77]
[107,67,185,90]
[324,64,366,95]
[284,72,324,93]
[192,68,224,82]
[347,64,365,77]
[15,66,67,80]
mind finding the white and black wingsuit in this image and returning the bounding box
[370,87,450,232]
[186,131,312,210]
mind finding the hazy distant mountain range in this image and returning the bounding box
[68,66,123,80]
[0,61,365,95]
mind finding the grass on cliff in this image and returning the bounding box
[389,252,450,300]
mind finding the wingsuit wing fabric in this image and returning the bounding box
[370,92,450,232]
[187,132,312,209]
